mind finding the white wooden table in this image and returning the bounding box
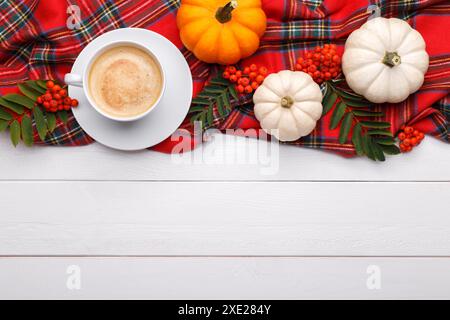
[0,132,449,299]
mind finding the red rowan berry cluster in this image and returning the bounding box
[398,126,425,153]
[223,64,268,94]
[36,80,79,113]
[295,44,341,84]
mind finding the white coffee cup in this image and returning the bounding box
[65,40,166,122]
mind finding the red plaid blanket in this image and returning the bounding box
[0,0,449,155]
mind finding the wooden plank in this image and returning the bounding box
[0,181,448,256]
[0,134,448,181]
[1,257,450,299]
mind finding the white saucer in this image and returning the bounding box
[69,28,193,151]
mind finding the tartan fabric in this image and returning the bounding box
[0,0,449,155]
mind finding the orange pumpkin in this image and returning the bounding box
[177,0,267,65]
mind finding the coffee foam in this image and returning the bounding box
[89,46,163,118]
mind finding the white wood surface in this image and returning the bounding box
[2,257,450,299]
[0,181,449,256]
[0,131,449,299]
[0,134,448,181]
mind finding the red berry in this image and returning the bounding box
[404,126,414,134]
[244,85,253,93]
[59,89,67,97]
[243,67,251,75]
[71,99,79,107]
[403,138,411,146]
[44,93,52,101]
[64,105,71,111]
[256,75,265,84]
[413,130,419,136]
[228,66,236,74]
[37,97,43,104]
[418,132,425,140]
[223,71,230,79]
[46,81,55,89]
[52,85,61,92]
[237,85,244,93]
[235,71,242,79]
[251,82,259,90]
[43,101,50,109]
[50,100,58,108]
[398,132,406,140]
[410,137,418,146]
[64,97,72,105]
[259,67,268,76]
[229,75,238,83]
[249,64,258,72]
[240,77,250,86]
[53,93,61,100]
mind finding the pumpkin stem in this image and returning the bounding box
[216,1,238,24]
[281,96,294,108]
[382,51,401,68]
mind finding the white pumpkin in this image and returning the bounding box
[253,70,323,142]
[342,17,429,103]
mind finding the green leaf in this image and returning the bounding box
[222,92,231,110]
[33,106,48,141]
[204,85,225,94]
[371,141,386,162]
[344,99,372,108]
[379,144,401,155]
[206,104,214,127]
[352,123,364,156]
[322,85,337,115]
[352,110,384,117]
[330,101,347,130]
[191,97,211,105]
[36,80,48,90]
[25,81,47,94]
[0,107,13,120]
[360,121,391,129]
[209,77,230,86]
[10,120,20,147]
[0,119,9,132]
[367,129,393,137]
[190,112,203,124]
[3,94,35,109]
[338,112,353,144]
[216,96,225,116]
[57,110,68,124]
[374,136,396,145]
[334,88,364,101]
[228,85,238,101]
[21,115,33,146]
[18,83,41,101]
[46,112,57,133]
[362,133,376,161]
[188,105,207,114]
[200,112,206,129]
[0,97,25,114]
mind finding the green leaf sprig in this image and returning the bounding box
[189,76,238,129]
[0,80,69,147]
[322,80,400,161]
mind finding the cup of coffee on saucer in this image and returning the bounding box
[65,40,166,122]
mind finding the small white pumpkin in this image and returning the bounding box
[253,70,323,142]
[342,17,429,104]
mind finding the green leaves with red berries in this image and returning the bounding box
[0,80,69,147]
[189,76,238,130]
[323,80,400,161]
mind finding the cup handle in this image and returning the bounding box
[64,73,83,88]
